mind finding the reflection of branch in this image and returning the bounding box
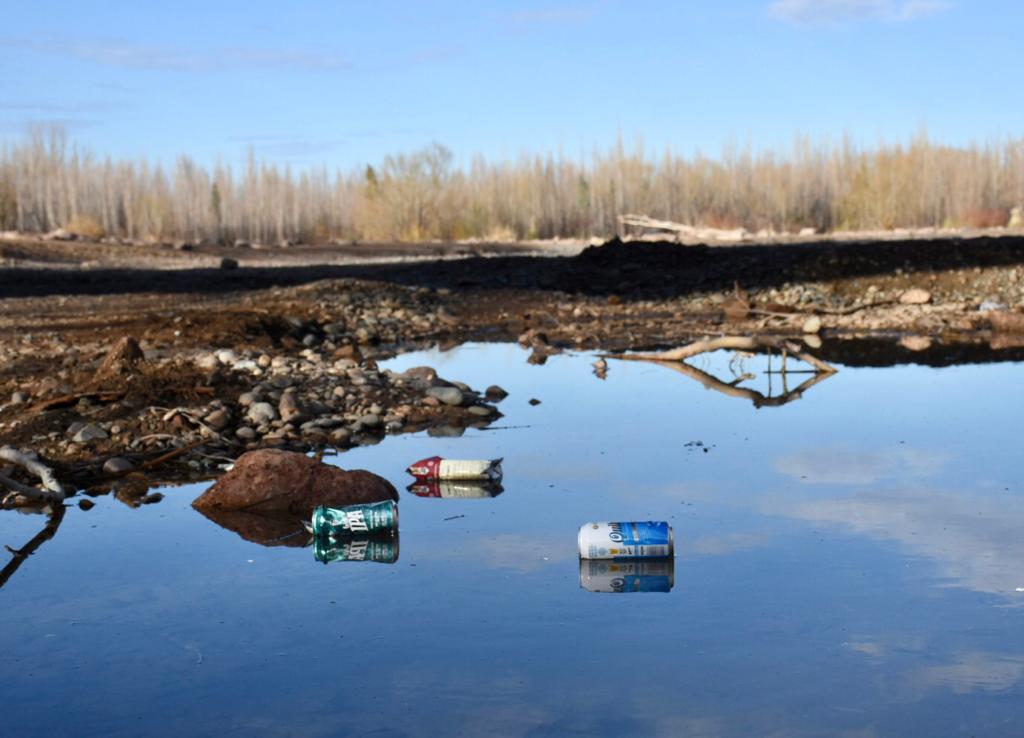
[0,505,66,589]
[609,336,837,373]
[652,360,833,408]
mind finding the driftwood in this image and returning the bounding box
[0,505,65,589]
[0,446,66,505]
[27,390,125,415]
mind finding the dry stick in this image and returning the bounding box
[135,439,206,472]
[0,446,65,502]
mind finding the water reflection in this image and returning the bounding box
[579,558,675,593]
[313,533,399,564]
[0,505,64,589]
[193,506,311,547]
[406,480,504,498]
[778,487,1024,596]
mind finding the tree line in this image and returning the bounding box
[1,126,1022,244]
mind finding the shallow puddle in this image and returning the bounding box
[2,343,1022,736]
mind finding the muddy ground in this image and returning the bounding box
[1,234,1023,502]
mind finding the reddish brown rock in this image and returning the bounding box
[192,449,397,514]
[989,310,1024,335]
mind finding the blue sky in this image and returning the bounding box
[1,1,1018,169]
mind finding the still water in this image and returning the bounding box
[1,343,1022,737]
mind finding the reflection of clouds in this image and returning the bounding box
[775,446,948,485]
[473,534,567,572]
[690,533,769,556]
[915,652,1024,694]
[783,488,1024,595]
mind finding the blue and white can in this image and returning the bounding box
[577,521,674,560]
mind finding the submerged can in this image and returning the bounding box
[314,534,399,564]
[577,521,674,560]
[406,456,503,482]
[579,558,674,593]
[406,480,504,498]
[311,500,398,537]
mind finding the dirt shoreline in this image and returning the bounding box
[1,235,1022,501]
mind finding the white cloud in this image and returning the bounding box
[774,446,947,485]
[768,0,952,24]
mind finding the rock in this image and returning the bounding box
[330,428,352,445]
[529,398,542,406]
[102,457,134,474]
[10,391,27,404]
[485,385,508,402]
[78,499,95,511]
[979,300,1008,312]
[801,315,822,334]
[900,288,931,305]
[72,424,108,443]
[900,336,933,352]
[802,334,822,349]
[278,393,308,424]
[403,366,438,382]
[237,391,258,406]
[95,337,145,378]
[216,349,238,365]
[192,449,398,514]
[990,310,1024,334]
[359,413,381,428]
[247,402,278,424]
[220,257,239,270]
[194,352,220,371]
[235,426,257,440]
[468,405,495,416]
[426,386,464,406]
[204,408,231,431]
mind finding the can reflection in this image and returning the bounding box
[313,533,400,564]
[406,480,504,498]
[579,558,674,593]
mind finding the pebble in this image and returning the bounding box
[529,398,542,406]
[72,424,108,443]
[216,349,238,365]
[235,426,257,440]
[78,499,95,511]
[247,402,278,424]
[10,391,27,404]
[468,405,494,416]
[237,391,258,406]
[485,385,508,401]
[900,288,931,305]
[802,315,822,334]
[204,408,231,431]
[102,457,134,474]
[426,386,464,406]
[359,413,381,428]
[278,393,308,424]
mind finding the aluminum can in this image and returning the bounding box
[577,521,674,560]
[311,500,398,537]
[579,558,674,593]
[314,534,399,564]
[406,480,504,498]
[406,456,503,481]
